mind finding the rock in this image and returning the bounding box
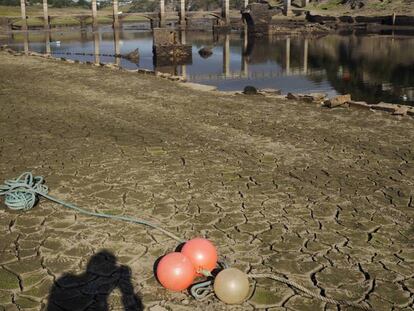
[407,107,414,117]
[149,305,168,311]
[348,100,371,110]
[243,85,258,95]
[370,102,395,113]
[324,94,352,108]
[198,47,213,59]
[260,88,281,95]
[286,92,300,100]
[393,106,409,116]
[123,48,140,63]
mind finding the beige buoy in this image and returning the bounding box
[213,268,250,304]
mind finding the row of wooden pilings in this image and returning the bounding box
[17,0,303,32]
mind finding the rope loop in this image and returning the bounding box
[0,172,48,210]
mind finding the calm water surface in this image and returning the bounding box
[2,25,414,105]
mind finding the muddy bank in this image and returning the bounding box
[0,51,414,311]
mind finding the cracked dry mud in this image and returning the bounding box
[0,51,413,311]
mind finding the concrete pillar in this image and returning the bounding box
[113,0,120,28]
[20,0,27,31]
[91,0,98,31]
[179,0,185,26]
[93,31,100,64]
[43,0,49,30]
[303,38,308,74]
[223,33,230,77]
[301,0,308,7]
[159,0,165,27]
[114,27,121,66]
[222,0,229,24]
[285,37,290,75]
[283,0,292,16]
[244,0,249,9]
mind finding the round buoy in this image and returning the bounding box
[181,238,218,275]
[213,268,250,304]
[156,252,196,291]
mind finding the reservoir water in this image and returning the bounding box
[2,25,414,105]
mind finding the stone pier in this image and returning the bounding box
[20,0,27,31]
[113,0,120,28]
[43,0,50,30]
[152,28,192,66]
[284,0,292,16]
[301,0,309,7]
[179,0,186,27]
[222,0,230,25]
[159,0,165,27]
[91,0,98,31]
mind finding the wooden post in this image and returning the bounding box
[43,0,49,30]
[91,0,98,31]
[113,0,120,28]
[159,0,165,27]
[20,0,27,31]
[283,0,292,16]
[179,0,186,27]
[222,0,229,24]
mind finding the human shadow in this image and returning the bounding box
[47,250,143,311]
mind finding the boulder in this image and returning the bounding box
[243,86,258,95]
[123,48,140,62]
[324,94,352,108]
[198,47,213,59]
[286,93,301,100]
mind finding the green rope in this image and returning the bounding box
[0,172,184,243]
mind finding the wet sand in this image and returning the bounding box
[0,51,413,311]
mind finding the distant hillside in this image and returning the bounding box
[308,0,414,16]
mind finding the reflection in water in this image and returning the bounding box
[94,31,100,64]
[114,27,121,66]
[3,26,413,105]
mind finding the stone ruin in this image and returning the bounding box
[152,28,192,67]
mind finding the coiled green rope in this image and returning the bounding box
[0,172,184,243]
[0,172,373,310]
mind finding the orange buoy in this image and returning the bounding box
[181,238,218,275]
[156,252,196,291]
